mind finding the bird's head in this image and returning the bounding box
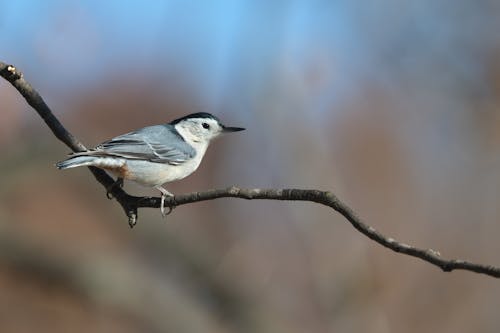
[171,112,245,145]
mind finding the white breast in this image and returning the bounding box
[120,141,207,187]
[120,157,196,187]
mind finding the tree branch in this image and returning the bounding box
[2,61,500,278]
[0,62,134,222]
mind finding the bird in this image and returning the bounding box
[56,112,245,216]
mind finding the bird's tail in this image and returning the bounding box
[56,155,100,170]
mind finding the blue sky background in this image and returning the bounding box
[2,1,499,122]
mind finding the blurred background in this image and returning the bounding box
[1,0,500,332]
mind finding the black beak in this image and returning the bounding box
[222,125,245,133]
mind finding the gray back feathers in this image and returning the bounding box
[80,124,196,165]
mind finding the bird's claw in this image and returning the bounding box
[158,188,175,218]
[161,205,174,218]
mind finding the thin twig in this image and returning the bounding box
[2,60,499,278]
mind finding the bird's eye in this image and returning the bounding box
[202,122,210,129]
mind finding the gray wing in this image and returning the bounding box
[91,124,196,164]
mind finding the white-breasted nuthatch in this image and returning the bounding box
[56,112,245,216]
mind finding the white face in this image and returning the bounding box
[175,117,223,144]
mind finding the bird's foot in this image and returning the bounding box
[106,178,123,199]
[160,195,175,217]
[155,186,175,218]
